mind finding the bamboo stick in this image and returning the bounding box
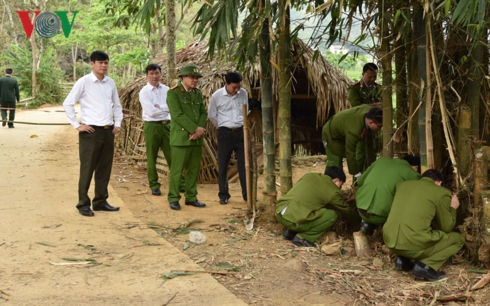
[243,104,252,209]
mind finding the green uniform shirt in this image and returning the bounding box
[166,81,207,146]
[383,177,457,250]
[276,173,358,225]
[321,105,372,175]
[356,158,421,217]
[0,76,20,102]
[348,81,382,107]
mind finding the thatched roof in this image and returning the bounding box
[119,38,351,156]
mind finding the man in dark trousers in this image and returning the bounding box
[276,166,359,247]
[348,63,382,107]
[63,51,123,217]
[208,72,248,204]
[322,105,382,178]
[0,68,20,128]
[383,169,464,281]
[166,65,208,211]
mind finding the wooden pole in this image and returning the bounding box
[243,104,252,209]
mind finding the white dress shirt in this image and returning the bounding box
[139,82,171,121]
[208,87,248,128]
[63,72,123,129]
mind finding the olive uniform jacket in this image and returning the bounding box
[348,81,382,107]
[166,81,207,146]
[356,158,421,218]
[275,173,359,225]
[321,105,372,175]
[0,76,20,102]
[383,177,456,250]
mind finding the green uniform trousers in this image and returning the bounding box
[325,143,367,175]
[388,232,464,270]
[168,145,202,202]
[276,209,338,243]
[358,209,387,226]
[144,122,184,190]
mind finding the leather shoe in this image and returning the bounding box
[283,229,297,240]
[292,235,315,247]
[79,207,94,217]
[1,121,5,127]
[152,188,161,196]
[180,189,186,193]
[169,201,181,210]
[395,256,414,271]
[219,198,228,205]
[360,220,377,235]
[93,203,120,211]
[412,261,446,281]
[185,200,206,208]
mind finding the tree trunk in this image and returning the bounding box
[407,29,419,155]
[277,0,292,193]
[467,40,485,141]
[394,35,408,155]
[379,5,393,158]
[31,11,38,97]
[259,10,276,211]
[165,0,177,81]
[71,43,78,82]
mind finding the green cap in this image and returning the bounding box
[178,65,203,77]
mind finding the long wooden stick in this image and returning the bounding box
[243,104,252,209]
[170,269,239,275]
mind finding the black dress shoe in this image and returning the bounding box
[93,203,120,211]
[2,121,5,127]
[169,201,181,210]
[180,189,186,193]
[412,261,446,281]
[152,188,161,196]
[79,207,94,217]
[283,229,297,240]
[185,200,206,208]
[219,198,228,205]
[292,235,315,247]
[395,256,414,271]
[360,220,377,235]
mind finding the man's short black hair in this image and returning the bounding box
[5,68,12,74]
[325,166,346,183]
[225,72,242,84]
[422,169,444,183]
[402,154,421,172]
[145,64,161,74]
[90,51,109,62]
[366,107,382,125]
[363,63,378,73]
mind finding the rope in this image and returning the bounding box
[0,120,71,125]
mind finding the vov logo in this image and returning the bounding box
[17,11,79,39]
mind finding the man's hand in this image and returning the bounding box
[154,104,160,109]
[450,194,460,209]
[194,127,206,138]
[112,126,120,134]
[76,124,94,133]
[189,133,198,140]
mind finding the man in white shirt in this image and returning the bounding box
[208,72,248,204]
[139,64,184,196]
[63,51,123,217]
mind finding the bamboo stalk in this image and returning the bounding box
[243,104,252,209]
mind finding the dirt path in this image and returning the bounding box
[0,106,247,305]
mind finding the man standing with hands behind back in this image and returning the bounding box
[208,72,248,205]
[166,65,207,211]
[63,51,123,217]
[0,68,20,128]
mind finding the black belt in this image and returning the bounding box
[89,125,113,130]
[220,126,243,132]
[147,120,171,125]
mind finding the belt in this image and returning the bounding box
[220,126,243,132]
[89,125,113,130]
[147,120,171,125]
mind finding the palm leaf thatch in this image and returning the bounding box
[117,38,351,183]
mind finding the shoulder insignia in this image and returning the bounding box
[170,85,178,90]
[180,87,185,93]
[351,81,360,86]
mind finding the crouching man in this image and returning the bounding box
[276,166,360,247]
[383,169,464,281]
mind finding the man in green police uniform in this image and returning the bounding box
[0,68,20,128]
[355,155,421,235]
[276,166,360,247]
[322,105,382,178]
[348,63,382,107]
[166,65,208,211]
[383,169,464,281]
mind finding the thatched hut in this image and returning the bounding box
[117,39,351,184]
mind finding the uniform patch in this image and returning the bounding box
[180,87,185,92]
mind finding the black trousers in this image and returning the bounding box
[77,127,114,209]
[1,100,15,127]
[217,127,247,201]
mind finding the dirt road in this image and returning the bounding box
[0,106,247,305]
